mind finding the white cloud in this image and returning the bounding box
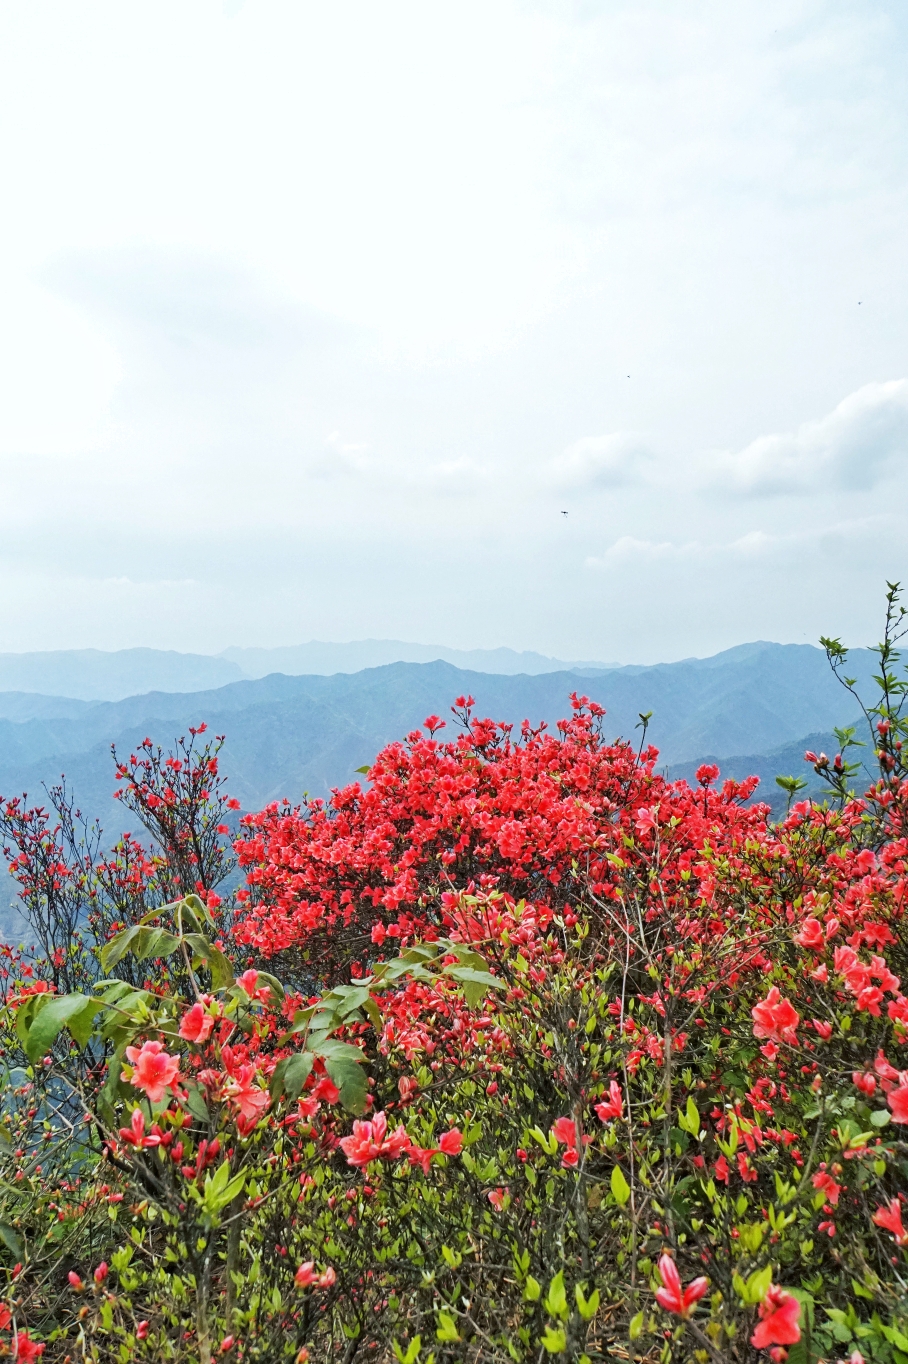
[548,433,655,490]
[706,380,908,495]
[0,3,907,660]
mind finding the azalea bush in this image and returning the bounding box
[0,592,907,1361]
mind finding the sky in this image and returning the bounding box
[1,0,907,664]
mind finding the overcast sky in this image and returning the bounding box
[1,1,907,664]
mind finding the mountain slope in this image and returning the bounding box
[220,641,615,677]
[0,643,881,829]
[0,649,244,701]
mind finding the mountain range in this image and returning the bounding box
[0,638,883,940]
[0,639,879,819]
[0,642,617,703]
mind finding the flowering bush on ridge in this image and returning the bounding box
[0,593,906,1360]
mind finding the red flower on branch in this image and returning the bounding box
[872,1198,908,1247]
[124,1041,180,1104]
[750,1287,801,1349]
[751,988,799,1046]
[653,1254,708,1319]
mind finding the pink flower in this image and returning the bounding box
[295,1262,336,1289]
[852,1071,876,1096]
[93,1262,108,1285]
[339,1111,411,1167]
[438,1128,463,1155]
[653,1254,709,1319]
[124,1040,180,1104]
[874,1050,901,1086]
[136,1322,149,1340]
[223,1064,270,1133]
[750,1287,801,1348]
[751,988,799,1046]
[634,806,658,837]
[872,1198,908,1247]
[595,1081,624,1122]
[119,1108,162,1149]
[888,1082,908,1124]
[67,1271,84,1291]
[794,918,824,949]
[408,1144,436,1175]
[237,969,260,995]
[179,1002,215,1044]
[811,1019,833,1039]
[487,1187,508,1210]
[834,945,858,975]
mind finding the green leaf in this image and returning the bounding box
[325,1057,368,1115]
[0,1222,23,1260]
[628,1311,644,1341]
[254,971,285,1003]
[184,1084,210,1123]
[67,997,106,1049]
[543,1271,568,1320]
[540,1326,566,1354]
[735,1265,772,1304]
[436,1312,460,1342]
[355,765,371,775]
[442,965,502,1008]
[678,1095,700,1136]
[100,926,142,972]
[132,927,181,962]
[392,1337,422,1364]
[313,1038,366,1064]
[523,1276,541,1302]
[610,1164,631,1207]
[575,1285,600,1321]
[270,1052,314,1102]
[870,1109,891,1127]
[25,993,93,1062]
[185,935,235,990]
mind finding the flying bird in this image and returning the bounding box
[561,510,568,516]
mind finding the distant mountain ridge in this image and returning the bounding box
[220,641,617,679]
[0,642,618,702]
[0,641,880,819]
[0,642,884,940]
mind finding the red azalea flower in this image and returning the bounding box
[119,1108,162,1149]
[751,988,799,1045]
[595,1081,624,1122]
[811,1169,841,1206]
[872,1198,908,1247]
[793,918,824,948]
[124,1041,180,1104]
[551,1117,577,1148]
[179,1002,215,1044]
[654,1254,709,1319]
[339,1112,411,1167]
[13,1333,46,1361]
[888,1082,908,1123]
[750,1287,801,1348]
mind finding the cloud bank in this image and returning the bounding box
[0,1,907,663]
